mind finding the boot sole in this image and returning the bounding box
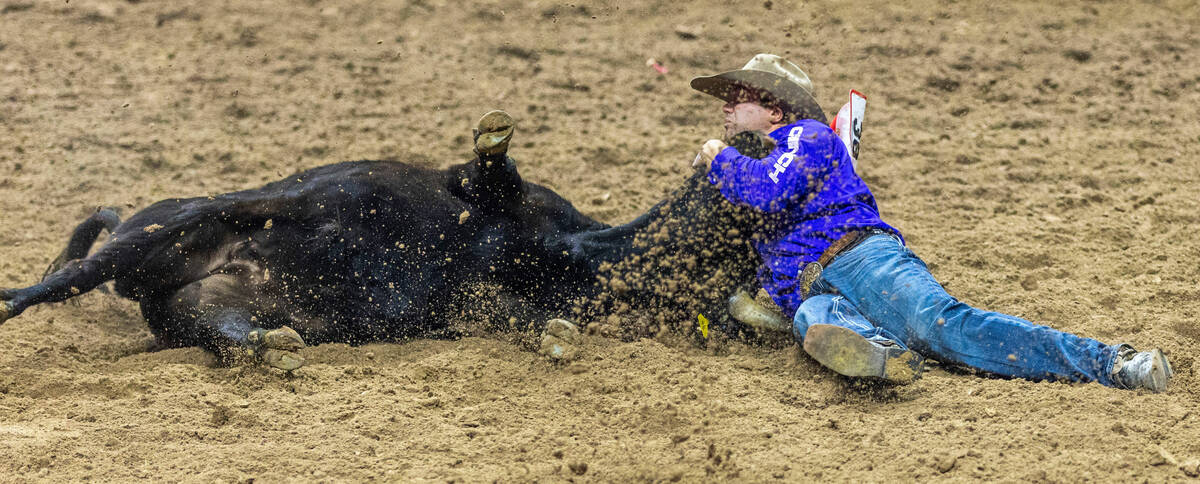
[803,324,923,384]
[1146,349,1171,393]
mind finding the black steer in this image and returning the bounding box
[0,111,767,369]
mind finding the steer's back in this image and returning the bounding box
[111,161,488,334]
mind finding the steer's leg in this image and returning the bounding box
[2,254,121,323]
[453,110,525,212]
[142,273,307,370]
[473,109,520,197]
[0,208,126,321]
[2,198,222,323]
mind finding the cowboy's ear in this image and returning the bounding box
[769,106,784,124]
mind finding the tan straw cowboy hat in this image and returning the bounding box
[690,53,826,123]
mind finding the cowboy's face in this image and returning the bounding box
[722,88,782,138]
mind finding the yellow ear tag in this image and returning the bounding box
[697,314,709,339]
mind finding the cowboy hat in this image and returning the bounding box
[690,53,826,123]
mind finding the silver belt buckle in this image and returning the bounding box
[800,261,823,298]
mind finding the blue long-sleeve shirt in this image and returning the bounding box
[708,119,901,315]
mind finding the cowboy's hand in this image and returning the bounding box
[691,139,729,171]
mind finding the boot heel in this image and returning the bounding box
[802,324,923,384]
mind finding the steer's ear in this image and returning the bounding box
[726,130,776,159]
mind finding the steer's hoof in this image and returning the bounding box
[539,318,582,361]
[728,288,788,333]
[262,326,306,351]
[473,110,515,156]
[248,326,307,370]
[262,349,306,371]
[0,300,13,324]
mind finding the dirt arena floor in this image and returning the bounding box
[1,0,1199,481]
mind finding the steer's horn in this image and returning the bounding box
[473,110,516,156]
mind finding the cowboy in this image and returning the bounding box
[690,53,1172,392]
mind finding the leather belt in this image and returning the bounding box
[800,228,895,298]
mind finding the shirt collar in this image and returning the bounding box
[768,122,796,143]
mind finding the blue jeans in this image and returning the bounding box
[792,234,1120,386]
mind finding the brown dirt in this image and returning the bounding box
[2,0,1199,481]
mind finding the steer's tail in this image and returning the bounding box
[41,207,122,282]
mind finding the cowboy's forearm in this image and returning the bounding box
[708,147,804,212]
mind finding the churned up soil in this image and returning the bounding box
[1,0,1199,481]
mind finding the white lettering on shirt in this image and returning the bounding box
[769,126,804,184]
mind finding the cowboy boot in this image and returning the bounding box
[803,323,925,384]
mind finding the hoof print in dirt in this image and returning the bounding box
[539,318,582,362]
[247,326,307,371]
